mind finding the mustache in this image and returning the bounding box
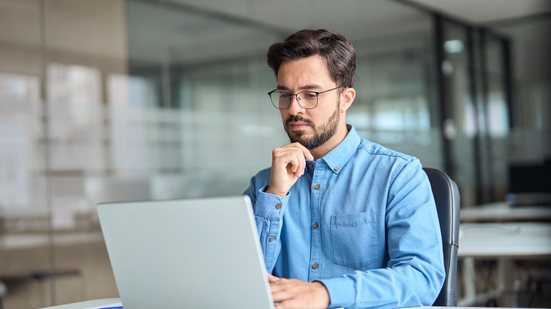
[286,115,313,126]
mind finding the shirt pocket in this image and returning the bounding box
[330,212,379,269]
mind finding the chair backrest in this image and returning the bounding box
[0,280,5,309]
[423,168,460,306]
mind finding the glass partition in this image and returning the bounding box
[441,21,478,208]
[126,0,439,199]
[351,29,441,169]
[0,0,530,306]
[0,0,125,307]
[496,17,551,203]
[0,0,438,306]
[436,17,511,207]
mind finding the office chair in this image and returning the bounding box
[0,280,5,309]
[423,168,460,306]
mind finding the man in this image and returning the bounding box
[244,29,445,309]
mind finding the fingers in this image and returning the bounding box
[268,143,313,196]
[274,299,301,309]
[269,278,301,301]
[267,273,279,282]
[301,146,315,161]
[270,279,293,303]
[270,281,308,308]
[291,149,305,176]
[269,279,330,309]
[273,143,312,175]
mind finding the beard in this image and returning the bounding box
[284,105,340,150]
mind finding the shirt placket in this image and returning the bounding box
[308,162,324,281]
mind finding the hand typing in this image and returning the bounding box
[268,273,330,309]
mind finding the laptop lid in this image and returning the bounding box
[97,196,274,309]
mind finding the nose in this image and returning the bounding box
[287,94,304,114]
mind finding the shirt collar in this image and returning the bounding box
[320,124,361,174]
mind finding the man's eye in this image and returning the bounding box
[302,92,318,99]
[279,93,292,99]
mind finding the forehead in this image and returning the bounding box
[276,55,334,89]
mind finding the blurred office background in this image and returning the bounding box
[0,0,550,307]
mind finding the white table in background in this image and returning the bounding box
[458,222,551,306]
[461,202,551,222]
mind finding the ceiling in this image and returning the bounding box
[407,0,551,24]
[127,0,551,64]
[1,0,549,67]
[164,0,551,28]
[128,0,432,64]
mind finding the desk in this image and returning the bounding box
[0,232,103,250]
[41,300,540,309]
[40,298,121,309]
[412,307,539,309]
[37,224,551,308]
[459,222,551,257]
[411,307,534,309]
[461,202,551,222]
[458,222,551,306]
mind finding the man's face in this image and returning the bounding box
[276,55,342,150]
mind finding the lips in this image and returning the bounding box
[286,115,313,132]
[288,121,310,130]
[287,121,310,132]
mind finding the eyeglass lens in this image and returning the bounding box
[272,91,318,109]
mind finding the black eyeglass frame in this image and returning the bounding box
[267,85,344,109]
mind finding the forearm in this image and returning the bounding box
[319,260,444,308]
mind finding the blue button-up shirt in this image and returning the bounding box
[244,125,445,308]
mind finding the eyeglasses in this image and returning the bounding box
[267,85,343,109]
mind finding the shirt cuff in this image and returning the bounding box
[253,187,290,220]
[317,277,356,308]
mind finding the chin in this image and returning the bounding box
[289,132,309,142]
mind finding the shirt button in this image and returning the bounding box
[312,263,319,270]
[333,166,340,172]
[313,184,320,190]
[275,203,282,209]
[307,163,314,169]
[268,236,276,242]
[312,223,319,229]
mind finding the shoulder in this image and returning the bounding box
[357,138,418,165]
[355,138,422,182]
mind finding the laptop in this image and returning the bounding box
[97,196,274,309]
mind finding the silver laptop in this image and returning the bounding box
[97,196,274,309]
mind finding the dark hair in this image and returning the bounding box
[267,29,356,87]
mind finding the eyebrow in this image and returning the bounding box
[276,84,323,91]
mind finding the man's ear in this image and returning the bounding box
[340,87,356,112]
